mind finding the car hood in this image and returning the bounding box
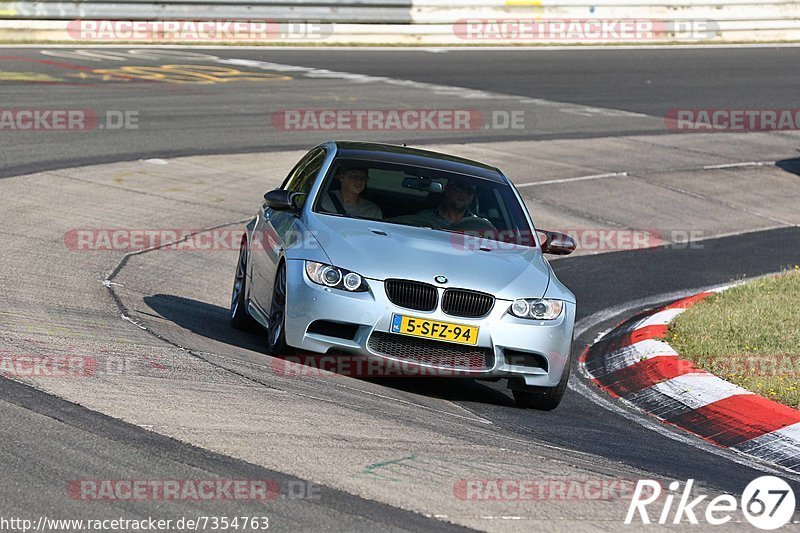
[305,215,551,300]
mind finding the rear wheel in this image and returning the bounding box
[512,358,571,411]
[231,238,257,330]
[267,262,293,356]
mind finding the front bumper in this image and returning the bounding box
[283,259,575,387]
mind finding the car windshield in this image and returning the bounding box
[312,158,536,247]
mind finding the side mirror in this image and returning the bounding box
[538,230,576,256]
[264,189,301,213]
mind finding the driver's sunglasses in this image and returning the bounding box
[344,173,369,182]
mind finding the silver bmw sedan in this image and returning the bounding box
[231,141,576,410]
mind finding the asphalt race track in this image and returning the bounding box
[3,46,800,177]
[1,46,799,531]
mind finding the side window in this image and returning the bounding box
[282,148,324,190]
[282,148,326,208]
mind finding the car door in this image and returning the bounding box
[250,148,327,312]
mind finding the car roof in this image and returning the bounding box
[328,141,506,183]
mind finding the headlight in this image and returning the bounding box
[321,265,342,287]
[343,272,363,291]
[509,298,563,320]
[305,261,368,292]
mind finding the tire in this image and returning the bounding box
[231,238,258,331]
[266,262,293,356]
[512,357,571,411]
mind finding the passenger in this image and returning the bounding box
[320,167,382,219]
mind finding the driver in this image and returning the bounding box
[412,178,493,228]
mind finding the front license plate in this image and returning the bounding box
[390,315,478,346]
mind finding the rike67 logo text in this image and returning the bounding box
[626,477,796,530]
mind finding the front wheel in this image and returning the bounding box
[267,262,293,356]
[231,238,257,330]
[512,358,570,411]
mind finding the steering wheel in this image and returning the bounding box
[449,217,496,233]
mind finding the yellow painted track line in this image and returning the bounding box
[504,0,543,6]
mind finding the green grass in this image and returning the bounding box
[666,268,800,409]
